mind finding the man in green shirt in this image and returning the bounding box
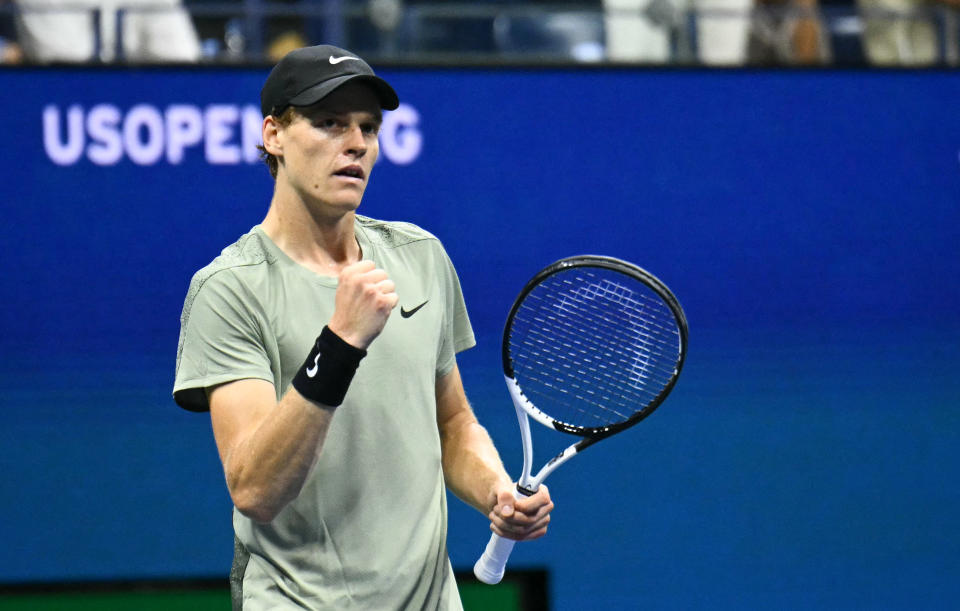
[173,45,554,610]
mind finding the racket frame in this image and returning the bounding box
[504,255,688,440]
[474,255,687,584]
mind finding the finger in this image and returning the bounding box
[489,514,551,541]
[509,516,551,540]
[490,510,551,533]
[491,493,551,525]
[492,503,551,530]
[513,496,554,519]
[342,259,376,277]
[524,484,550,504]
[512,487,552,514]
[375,278,396,295]
[357,268,390,287]
[493,489,516,518]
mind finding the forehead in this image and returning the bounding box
[309,81,382,117]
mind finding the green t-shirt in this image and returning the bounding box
[173,217,475,610]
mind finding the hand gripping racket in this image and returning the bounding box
[473,255,688,584]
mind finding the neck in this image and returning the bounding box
[261,187,362,276]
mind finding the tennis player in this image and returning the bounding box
[173,45,553,610]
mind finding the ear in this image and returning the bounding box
[262,115,283,156]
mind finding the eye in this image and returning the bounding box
[308,114,342,131]
[362,122,381,136]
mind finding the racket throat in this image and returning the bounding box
[515,483,537,497]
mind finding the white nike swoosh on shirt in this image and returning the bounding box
[329,56,360,65]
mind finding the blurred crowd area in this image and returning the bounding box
[1,0,958,66]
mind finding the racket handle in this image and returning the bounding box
[473,532,516,584]
[473,485,534,584]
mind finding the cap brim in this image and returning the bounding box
[287,74,399,111]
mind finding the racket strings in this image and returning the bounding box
[515,320,668,426]
[523,280,679,384]
[556,277,680,355]
[509,269,681,431]
[518,316,669,407]
[583,285,679,348]
[513,320,675,428]
[545,283,680,378]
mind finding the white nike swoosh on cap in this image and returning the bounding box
[329,55,360,65]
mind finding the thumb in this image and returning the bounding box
[497,489,515,517]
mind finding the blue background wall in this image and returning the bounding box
[1,66,958,609]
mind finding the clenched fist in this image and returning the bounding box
[327,260,398,350]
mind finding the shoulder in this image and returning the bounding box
[188,228,273,293]
[355,215,443,251]
[182,228,275,314]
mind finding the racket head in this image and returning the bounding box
[502,255,687,439]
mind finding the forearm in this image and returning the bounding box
[214,382,336,522]
[435,366,554,540]
[446,416,556,543]
[224,324,370,520]
[441,418,513,516]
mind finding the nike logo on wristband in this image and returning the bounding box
[306,351,322,377]
[401,300,429,318]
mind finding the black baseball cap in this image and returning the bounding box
[260,44,399,117]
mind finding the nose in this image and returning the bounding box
[344,124,367,158]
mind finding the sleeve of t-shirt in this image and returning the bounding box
[435,243,476,379]
[173,269,274,412]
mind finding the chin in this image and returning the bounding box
[313,188,365,211]
[329,196,364,213]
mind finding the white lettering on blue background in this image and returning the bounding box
[124,105,165,165]
[86,104,123,165]
[380,103,422,166]
[42,103,423,167]
[205,104,241,164]
[165,105,204,164]
[44,105,84,165]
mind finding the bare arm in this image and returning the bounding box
[436,364,554,540]
[209,379,335,523]
[209,260,397,523]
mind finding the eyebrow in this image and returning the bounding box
[304,104,382,123]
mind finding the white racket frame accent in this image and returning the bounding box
[472,375,580,585]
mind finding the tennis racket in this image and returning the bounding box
[473,255,688,585]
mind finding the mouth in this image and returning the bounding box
[333,165,365,181]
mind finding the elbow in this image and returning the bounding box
[223,456,310,523]
[229,481,289,524]
[232,488,283,523]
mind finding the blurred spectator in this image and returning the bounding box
[604,0,672,62]
[1,38,23,63]
[1,0,25,63]
[266,29,307,62]
[604,0,754,64]
[697,0,755,62]
[856,0,950,64]
[748,0,828,63]
[14,0,201,62]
